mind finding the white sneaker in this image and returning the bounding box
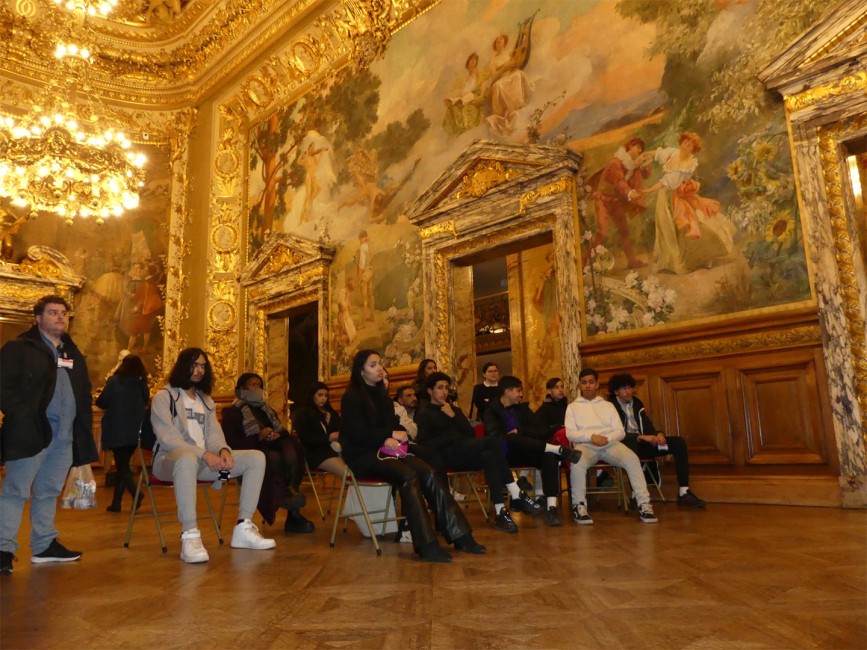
[397,529,413,544]
[451,489,467,503]
[180,528,209,563]
[231,519,277,550]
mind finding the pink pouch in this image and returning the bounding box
[377,441,409,459]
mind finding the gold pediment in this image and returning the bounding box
[240,233,334,286]
[452,159,523,200]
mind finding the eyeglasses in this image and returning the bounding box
[191,361,208,369]
[44,310,68,318]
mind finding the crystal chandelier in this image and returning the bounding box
[0,0,146,225]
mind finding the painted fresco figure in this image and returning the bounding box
[443,52,486,135]
[298,141,329,223]
[356,230,375,323]
[641,132,735,274]
[588,137,651,269]
[486,33,534,137]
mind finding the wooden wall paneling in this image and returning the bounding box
[657,370,734,465]
[738,354,830,466]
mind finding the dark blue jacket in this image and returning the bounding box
[96,375,149,449]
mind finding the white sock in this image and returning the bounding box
[495,503,505,514]
[544,443,560,454]
[506,482,520,499]
[679,487,689,496]
[547,497,557,508]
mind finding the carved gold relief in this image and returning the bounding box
[419,220,457,240]
[519,177,571,215]
[208,301,238,332]
[454,160,521,200]
[785,71,867,111]
[265,247,305,275]
[817,114,867,437]
[18,258,61,279]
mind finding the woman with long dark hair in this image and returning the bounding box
[293,381,347,478]
[222,372,315,534]
[340,349,484,562]
[96,354,149,512]
[412,358,438,409]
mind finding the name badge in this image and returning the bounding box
[58,357,74,369]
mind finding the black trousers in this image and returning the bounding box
[109,445,137,506]
[500,435,560,497]
[439,437,512,504]
[622,436,690,487]
[363,454,471,553]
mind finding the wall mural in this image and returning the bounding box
[4,144,171,386]
[247,0,830,375]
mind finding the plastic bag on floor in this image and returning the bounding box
[60,465,98,509]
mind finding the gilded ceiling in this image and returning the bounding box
[0,0,342,107]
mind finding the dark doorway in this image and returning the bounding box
[287,301,318,409]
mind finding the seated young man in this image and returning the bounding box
[607,373,705,508]
[564,368,658,525]
[483,375,580,526]
[535,377,568,435]
[415,372,542,532]
[393,384,418,441]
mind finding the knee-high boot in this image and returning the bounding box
[397,474,438,554]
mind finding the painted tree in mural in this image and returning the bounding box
[249,70,430,250]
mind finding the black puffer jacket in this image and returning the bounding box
[0,325,97,465]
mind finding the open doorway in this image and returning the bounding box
[455,236,562,412]
[287,301,318,413]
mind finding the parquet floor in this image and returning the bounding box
[1,472,865,649]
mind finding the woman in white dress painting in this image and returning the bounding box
[641,132,735,274]
[486,33,533,137]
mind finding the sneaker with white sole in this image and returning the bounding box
[31,538,82,563]
[638,503,658,524]
[231,519,277,550]
[571,503,593,525]
[180,529,209,563]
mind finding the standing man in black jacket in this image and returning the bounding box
[607,373,705,508]
[483,375,580,526]
[0,295,98,575]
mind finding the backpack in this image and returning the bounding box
[139,389,177,452]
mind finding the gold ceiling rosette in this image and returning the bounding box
[0,0,146,225]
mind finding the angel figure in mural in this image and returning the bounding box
[334,282,357,349]
[640,132,735,274]
[338,148,420,223]
[356,230,375,323]
[485,13,537,138]
[442,52,487,135]
[586,137,652,270]
[296,132,336,224]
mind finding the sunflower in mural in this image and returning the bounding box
[765,210,796,244]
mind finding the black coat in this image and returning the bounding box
[340,384,403,476]
[96,375,149,449]
[414,402,474,452]
[469,383,500,420]
[535,397,568,433]
[609,394,658,440]
[0,325,97,465]
[293,405,342,469]
[483,399,548,440]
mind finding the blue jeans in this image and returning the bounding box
[0,430,73,555]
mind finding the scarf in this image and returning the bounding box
[232,398,285,438]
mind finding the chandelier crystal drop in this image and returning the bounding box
[0,29,147,225]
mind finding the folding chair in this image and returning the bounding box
[329,466,404,556]
[124,442,230,553]
[304,461,338,521]
[447,469,490,519]
[640,457,666,502]
[585,462,629,514]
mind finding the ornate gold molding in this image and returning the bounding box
[784,70,867,111]
[817,113,867,437]
[519,177,570,215]
[583,325,822,368]
[419,219,456,240]
[453,160,521,200]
